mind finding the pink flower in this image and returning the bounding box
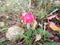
[21,13,36,24]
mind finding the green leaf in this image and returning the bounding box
[24,38,33,45]
[25,30,33,37]
[50,8,58,15]
[37,28,43,34]
[43,30,52,38]
[0,6,8,12]
[0,37,7,44]
[43,41,60,45]
[0,27,8,32]
[9,0,15,3]
[37,28,52,38]
[40,11,46,19]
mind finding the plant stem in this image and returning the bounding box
[27,24,30,29]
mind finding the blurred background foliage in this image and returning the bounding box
[0,0,60,45]
[0,0,60,16]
